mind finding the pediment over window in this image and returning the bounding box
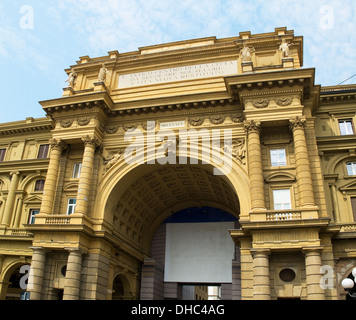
[339,179,356,192]
[265,172,296,183]
[63,182,79,192]
[24,195,43,205]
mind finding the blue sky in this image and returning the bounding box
[0,0,355,123]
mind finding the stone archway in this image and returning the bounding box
[112,274,134,300]
[100,161,244,300]
[105,164,240,255]
[0,263,29,300]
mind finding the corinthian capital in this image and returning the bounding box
[244,120,261,134]
[81,135,100,148]
[49,138,66,151]
[289,116,307,130]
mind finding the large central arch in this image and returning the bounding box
[94,153,250,299]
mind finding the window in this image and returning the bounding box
[273,189,292,210]
[270,149,287,167]
[34,179,45,191]
[72,163,82,178]
[28,209,40,224]
[37,144,49,159]
[0,148,6,162]
[339,119,354,135]
[352,197,356,222]
[347,162,356,176]
[66,198,76,215]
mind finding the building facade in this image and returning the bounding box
[0,27,355,300]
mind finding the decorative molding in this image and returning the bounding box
[77,117,91,126]
[123,123,137,131]
[244,120,261,134]
[106,125,119,134]
[209,115,226,125]
[230,113,244,123]
[276,97,293,106]
[289,116,307,130]
[49,138,66,152]
[252,99,270,109]
[141,121,156,131]
[102,150,123,174]
[60,119,73,128]
[81,135,100,148]
[188,117,205,126]
[224,138,246,165]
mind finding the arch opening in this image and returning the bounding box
[103,161,242,299]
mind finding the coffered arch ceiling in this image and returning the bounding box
[106,164,240,254]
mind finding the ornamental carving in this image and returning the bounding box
[106,125,119,134]
[162,137,179,157]
[141,121,156,131]
[102,149,123,174]
[209,115,226,125]
[188,117,204,126]
[230,113,244,123]
[77,117,91,126]
[123,123,137,131]
[221,138,246,165]
[276,97,293,106]
[289,116,307,130]
[252,99,270,109]
[82,135,100,148]
[244,120,261,134]
[49,138,66,152]
[60,119,73,128]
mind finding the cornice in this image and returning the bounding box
[0,118,53,136]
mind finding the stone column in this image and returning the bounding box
[75,136,99,215]
[0,254,6,300]
[289,116,315,207]
[251,249,271,300]
[244,120,265,211]
[1,171,20,226]
[63,248,83,300]
[329,183,341,222]
[14,195,24,228]
[303,247,325,300]
[40,139,66,215]
[28,247,46,300]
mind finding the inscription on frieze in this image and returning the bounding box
[118,60,238,89]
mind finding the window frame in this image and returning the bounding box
[37,144,49,159]
[346,162,356,176]
[34,179,45,192]
[72,162,82,179]
[338,119,354,135]
[0,148,6,162]
[28,209,40,224]
[272,188,292,210]
[270,148,287,167]
[66,198,77,215]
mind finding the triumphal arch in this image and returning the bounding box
[0,27,356,300]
